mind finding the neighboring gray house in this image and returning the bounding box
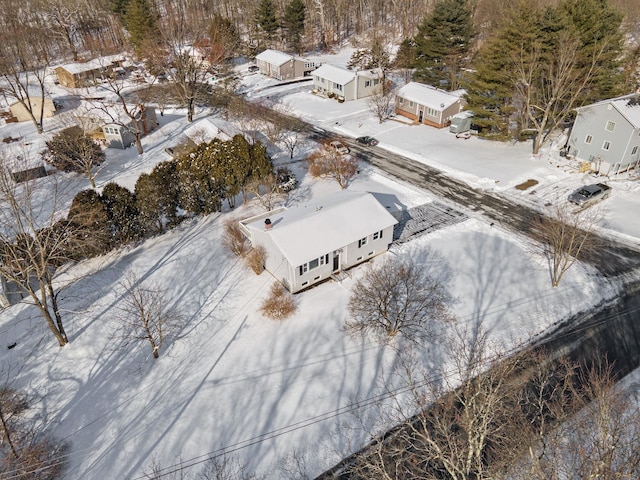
[240,190,398,293]
[567,94,640,175]
[80,104,158,149]
[395,82,465,128]
[312,64,381,101]
[255,49,317,80]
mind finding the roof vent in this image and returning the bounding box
[264,218,272,230]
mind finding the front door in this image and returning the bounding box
[418,110,424,123]
[333,251,340,272]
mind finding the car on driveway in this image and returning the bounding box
[248,65,259,73]
[329,140,350,155]
[356,136,379,146]
[567,183,611,207]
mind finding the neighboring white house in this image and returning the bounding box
[395,82,465,128]
[312,64,382,101]
[240,190,398,293]
[183,117,231,144]
[255,49,317,80]
[567,93,640,175]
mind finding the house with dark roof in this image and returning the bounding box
[240,190,398,293]
[567,93,640,175]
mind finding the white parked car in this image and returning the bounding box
[329,140,350,155]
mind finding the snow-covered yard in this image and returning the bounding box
[0,58,638,478]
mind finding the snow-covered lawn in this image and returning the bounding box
[0,59,636,478]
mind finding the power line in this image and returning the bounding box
[2,277,638,479]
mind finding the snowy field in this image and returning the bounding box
[0,54,638,478]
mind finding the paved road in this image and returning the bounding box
[308,128,640,278]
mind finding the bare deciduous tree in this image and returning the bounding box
[346,252,453,343]
[0,155,90,346]
[367,79,395,124]
[0,368,68,478]
[84,72,156,155]
[245,174,282,212]
[307,146,358,190]
[534,205,598,287]
[117,270,181,359]
[0,2,59,135]
[279,116,307,159]
[42,125,105,188]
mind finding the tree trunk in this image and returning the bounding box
[187,97,195,123]
[47,282,69,344]
[38,303,68,346]
[0,408,19,459]
[135,134,144,155]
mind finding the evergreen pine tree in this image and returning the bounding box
[465,0,628,148]
[135,161,180,236]
[464,1,542,137]
[67,189,112,257]
[413,0,475,90]
[124,0,159,56]
[282,0,306,54]
[102,182,142,246]
[255,0,279,45]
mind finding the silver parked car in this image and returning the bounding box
[567,183,611,207]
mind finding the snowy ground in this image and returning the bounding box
[0,56,638,479]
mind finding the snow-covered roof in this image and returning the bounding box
[56,54,125,75]
[312,64,356,85]
[245,190,398,266]
[256,49,294,67]
[578,94,640,129]
[183,118,230,143]
[397,82,464,110]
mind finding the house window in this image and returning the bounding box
[632,146,638,155]
[427,107,437,116]
[373,230,383,240]
[319,254,329,266]
[605,121,616,132]
[398,97,404,105]
[585,134,592,144]
[309,258,319,270]
[358,237,367,248]
[298,264,308,276]
[373,79,379,85]
[365,80,371,87]
[602,141,611,151]
[409,101,414,108]
[333,82,343,91]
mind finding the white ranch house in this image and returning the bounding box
[312,64,382,101]
[255,49,317,80]
[240,190,398,293]
[395,82,465,128]
[567,93,640,176]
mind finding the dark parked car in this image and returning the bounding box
[356,136,379,146]
[567,183,611,207]
[248,65,259,73]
